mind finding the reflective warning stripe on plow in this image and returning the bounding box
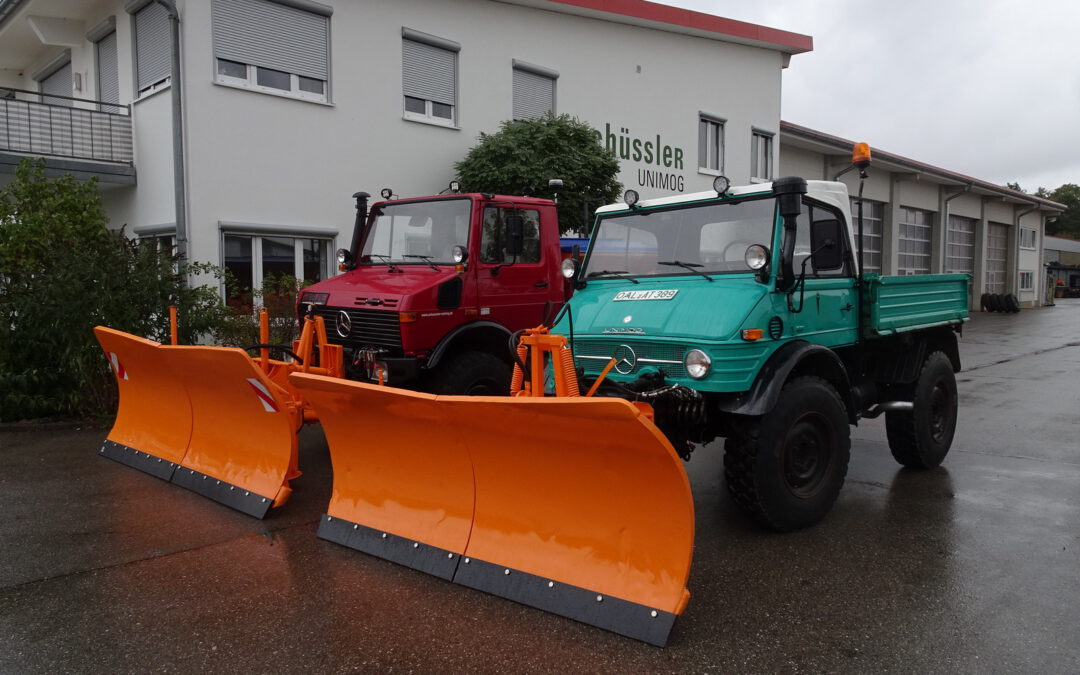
[291,373,694,646]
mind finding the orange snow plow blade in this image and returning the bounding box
[94,326,192,480]
[291,373,694,646]
[94,327,303,518]
[167,346,301,518]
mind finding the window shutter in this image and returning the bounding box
[212,0,329,81]
[97,32,119,105]
[402,39,456,105]
[513,68,553,120]
[41,61,73,106]
[135,2,171,91]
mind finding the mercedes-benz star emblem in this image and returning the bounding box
[336,310,352,338]
[612,344,637,375]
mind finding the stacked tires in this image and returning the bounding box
[980,292,1021,313]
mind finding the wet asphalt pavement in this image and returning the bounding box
[2,301,1079,673]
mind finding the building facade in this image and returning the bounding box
[780,123,1064,309]
[0,0,810,303]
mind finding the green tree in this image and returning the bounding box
[1046,184,1080,239]
[454,113,622,234]
[0,159,229,421]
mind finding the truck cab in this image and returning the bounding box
[299,192,569,393]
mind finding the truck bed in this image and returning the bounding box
[862,273,970,336]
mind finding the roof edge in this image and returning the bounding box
[781,121,1066,212]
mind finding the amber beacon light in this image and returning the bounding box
[852,142,872,168]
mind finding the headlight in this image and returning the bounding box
[452,245,468,263]
[336,248,351,266]
[623,189,639,207]
[684,349,711,379]
[561,257,577,279]
[744,244,769,270]
[712,175,730,194]
[300,292,328,305]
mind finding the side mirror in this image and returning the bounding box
[505,213,525,257]
[810,218,844,270]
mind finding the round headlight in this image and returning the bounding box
[744,244,769,270]
[561,257,577,279]
[452,245,468,264]
[336,248,351,266]
[685,349,711,379]
[712,175,731,194]
[623,189,639,207]
[380,188,393,199]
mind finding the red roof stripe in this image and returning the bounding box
[544,0,813,53]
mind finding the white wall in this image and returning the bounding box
[174,0,786,266]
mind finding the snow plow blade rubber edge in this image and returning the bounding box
[94,327,300,518]
[290,373,694,646]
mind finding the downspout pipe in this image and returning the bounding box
[156,0,187,279]
[941,184,970,273]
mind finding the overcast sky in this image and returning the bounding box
[664,0,1080,193]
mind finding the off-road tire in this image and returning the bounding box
[980,293,991,312]
[1005,293,1021,313]
[723,376,851,532]
[885,351,957,469]
[427,351,511,396]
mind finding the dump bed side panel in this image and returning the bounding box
[864,273,970,336]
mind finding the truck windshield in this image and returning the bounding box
[583,197,776,279]
[361,199,471,264]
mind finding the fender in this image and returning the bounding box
[427,320,512,369]
[715,340,855,420]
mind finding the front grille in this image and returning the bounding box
[313,306,402,350]
[572,338,687,379]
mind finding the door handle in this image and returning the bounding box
[534,281,549,288]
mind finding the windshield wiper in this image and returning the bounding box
[369,254,402,273]
[403,254,440,271]
[658,260,713,282]
[585,270,640,284]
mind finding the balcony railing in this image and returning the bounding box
[0,88,133,164]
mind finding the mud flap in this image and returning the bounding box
[291,373,694,646]
[94,328,300,518]
[93,327,192,480]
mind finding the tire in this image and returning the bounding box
[723,376,851,532]
[987,293,1002,312]
[1005,293,1021,313]
[980,293,991,312]
[427,351,511,396]
[885,351,957,469]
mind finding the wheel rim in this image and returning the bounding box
[928,382,951,443]
[782,413,833,498]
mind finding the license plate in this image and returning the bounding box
[612,289,679,301]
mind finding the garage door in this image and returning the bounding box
[945,215,975,275]
[898,207,932,275]
[985,222,1009,294]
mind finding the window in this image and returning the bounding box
[481,208,541,264]
[946,214,976,275]
[1020,227,1037,249]
[211,0,331,102]
[39,58,73,107]
[131,1,171,95]
[751,130,773,181]
[794,202,849,277]
[698,115,724,173]
[1019,270,1034,291]
[512,60,556,120]
[402,28,459,127]
[362,199,471,264]
[849,198,883,273]
[223,233,332,310]
[96,32,120,110]
[898,207,933,275]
